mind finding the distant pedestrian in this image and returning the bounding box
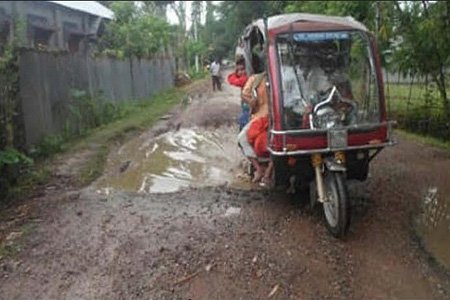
[210,58,222,91]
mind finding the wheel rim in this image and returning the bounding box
[323,175,339,228]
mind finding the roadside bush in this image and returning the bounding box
[28,134,65,159]
[388,83,450,140]
[188,69,208,80]
[66,89,123,137]
[0,148,33,200]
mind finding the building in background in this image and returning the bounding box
[0,1,114,53]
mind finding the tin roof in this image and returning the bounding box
[48,1,114,19]
[252,13,368,33]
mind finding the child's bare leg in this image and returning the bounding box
[249,157,264,182]
[261,160,274,185]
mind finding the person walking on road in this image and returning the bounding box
[210,58,222,91]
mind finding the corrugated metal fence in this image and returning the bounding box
[17,50,175,145]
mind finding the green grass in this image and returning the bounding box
[0,243,19,258]
[68,88,182,151]
[78,144,109,186]
[396,129,450,152]
[0,221,38,259]
[385,83,442,113]
[5,167,52,200]
[385,83,449,141]
[384,83,443,113]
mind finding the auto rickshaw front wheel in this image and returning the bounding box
[323,172,350,238]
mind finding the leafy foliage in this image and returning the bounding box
[0,148,33,200]
[390,1,450,123]
[66,89,126,137]
[98,2,171,58]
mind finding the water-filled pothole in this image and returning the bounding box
[97,126,252,194]
[417,187,450,269]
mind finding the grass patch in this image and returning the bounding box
[68,88,181,151]
[0,221,38,259]
[386,83,449,141]
[396,129,450,152]
[188,69,209,80]
[6,167,51,200]
[78,145,109,186]
[386,83,443,113]
[0,243,19,258]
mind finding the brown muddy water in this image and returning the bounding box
[417,186,450,269]
[96,125,253,194]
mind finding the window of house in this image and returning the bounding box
[27,14,54,50]
[68,34,83,53]
[64,22,84,53]
[33,28,52,49]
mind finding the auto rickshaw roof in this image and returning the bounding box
[246,13,369,37]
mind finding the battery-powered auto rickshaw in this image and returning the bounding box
[236,13,396,237]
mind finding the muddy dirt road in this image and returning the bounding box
[1,77,450,300]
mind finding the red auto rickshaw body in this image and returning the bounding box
[237,14,394,156]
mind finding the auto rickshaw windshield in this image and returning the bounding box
[277,30,381,130]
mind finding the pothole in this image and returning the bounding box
[96,125,253,194]
[417,186,450,269]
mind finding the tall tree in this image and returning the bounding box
[191,1,203,71]
[140,1,174,19]
[170,1,188,71]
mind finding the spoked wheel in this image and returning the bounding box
[323,172,350,238]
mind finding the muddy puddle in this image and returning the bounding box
[97,126,253,194]
[417,186,450,269]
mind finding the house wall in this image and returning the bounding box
[0,1,102,51]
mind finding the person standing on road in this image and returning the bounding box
[210,58,222,91]
[227,56,249,130]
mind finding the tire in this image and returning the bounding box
[322,172,350,238]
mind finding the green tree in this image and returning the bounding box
[169,1,188,71]
[391,1,450,122]
[98,1,171,58]
[284,1,395,64]
[140,1,174,18]
[207,1,272,59]
[191,1,203,71]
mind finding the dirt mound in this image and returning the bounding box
[175,72,192,87]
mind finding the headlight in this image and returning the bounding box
[314,107,341,129]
